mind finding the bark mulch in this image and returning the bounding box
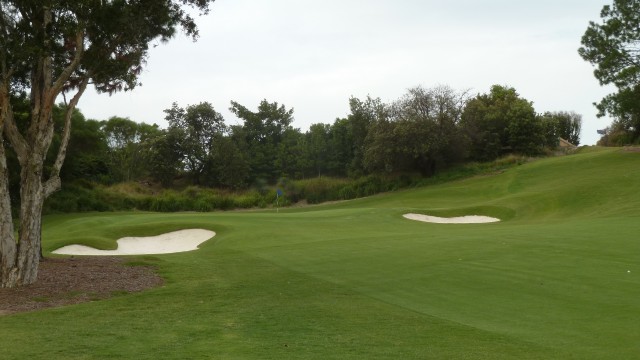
[0,257,163,316]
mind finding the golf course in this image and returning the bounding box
[1,146,638,359]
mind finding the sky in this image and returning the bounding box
[77,0,614,145]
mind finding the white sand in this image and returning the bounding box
[403,213,500,224]
[52,229,216,256]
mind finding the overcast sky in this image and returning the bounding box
[78,0,613,145]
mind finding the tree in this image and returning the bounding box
[579,1,640,142]
[460,85,539,160]
[558,112,582,146]
[207,130,250,189]
[396,85,469,172]
[164,102,226,184]
[597,117,638,146]
[101,116,160,182]
[363,116,399,173]
[5,102,110,211]
[507,108,544,156]
[364,86,468,175]
[56,107,110,183]
[326,118,353,177]
[230,99,294,183]
[305,123,331,177]
[147,127,186,187]
[346,96,386,176]
[538,114,561,149]
[539,111,582,146]
[276,127,305,179]
[0,1,215,288]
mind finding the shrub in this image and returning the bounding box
[234,191,263,208]
[41,155,530,214]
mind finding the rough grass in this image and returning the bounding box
[1,146,639,359]
[44,155,530,214]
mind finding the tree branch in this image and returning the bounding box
[0,85,27,163]
[43,76,89,199]
[50,30,85,99]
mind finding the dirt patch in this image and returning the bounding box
[0,257,163,316]
[623,146,640,153]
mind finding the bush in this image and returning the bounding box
[234,191,263,208]
[41,155,529,214]
[292,177,350,204]
[150,193,181,212]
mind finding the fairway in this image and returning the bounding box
[1,147,639,359]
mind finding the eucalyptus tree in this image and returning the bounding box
[0,0,215,288]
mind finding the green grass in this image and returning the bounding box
[1,146,640,359]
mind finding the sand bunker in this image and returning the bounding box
[52,229,215,256]
[403,213,500,224]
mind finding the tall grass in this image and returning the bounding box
[43,154,534,213]
[287,154,533,204]
[43,185,269,213]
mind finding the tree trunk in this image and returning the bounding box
[0,136,18,288]
[0,5,88,288]
[0,150,46,288]
[14,157,46,286]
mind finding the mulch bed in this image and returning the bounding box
[0,257,163,316]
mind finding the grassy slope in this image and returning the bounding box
[1,147,639,359]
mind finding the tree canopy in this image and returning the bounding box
[164,102,226,184]
[579,0,640,142]
[460,85,539,160]
[0,0,215,288]
[230,99,295,183]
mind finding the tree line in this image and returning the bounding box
[11,84,581,194]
